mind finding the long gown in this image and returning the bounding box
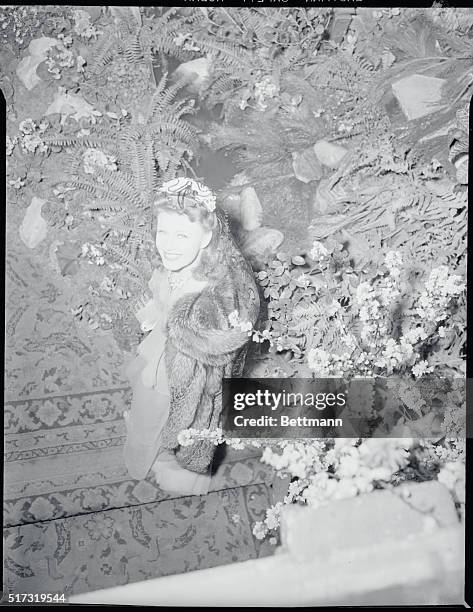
[122,266,214,496]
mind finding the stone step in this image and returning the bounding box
[280,480,460,563]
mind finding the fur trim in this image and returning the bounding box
[161,253,260,473]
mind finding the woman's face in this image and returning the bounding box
[156,210,212,272]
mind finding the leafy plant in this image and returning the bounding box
[44,74,197,343]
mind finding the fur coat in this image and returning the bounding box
[159,222,260,473]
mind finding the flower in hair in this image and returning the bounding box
[159,177,216,212]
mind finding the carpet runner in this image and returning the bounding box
[4,387,274,527]
[3,483,275,597]
[3,386,277,597]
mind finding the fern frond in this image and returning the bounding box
[121,30,145,64]
[351,50,378,73]
[69,176,106,197]
[147,74,189,122]
[202,73,242,104]
[92,168,145,207]
[167,97,197,121]
[191,36,254,70]
[235,7,272,39]
[44,130,118,151]
[88,27,117,74]
[147,14,195,60]
[106,244,144,279]
[149,117,197,148]
[85,200,125,213]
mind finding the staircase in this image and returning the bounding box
[3,386,278,597]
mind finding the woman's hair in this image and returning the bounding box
[154,193,218,233]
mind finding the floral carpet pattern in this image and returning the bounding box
[4,386,273,527]
[5,230,128,401]
[3,484,274,597]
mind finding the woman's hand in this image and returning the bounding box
[135,296,159,332]
[140,320,156,333]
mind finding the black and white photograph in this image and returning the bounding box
[1,2,468,606]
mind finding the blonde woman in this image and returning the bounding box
[123,178,260,495]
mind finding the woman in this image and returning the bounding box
[123,178,260,495]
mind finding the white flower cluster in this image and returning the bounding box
[176,427,263,451]
[303,470,367,509]
[355,251,405,340]
[416,266,466,322]
[378,277,401,307]
[434,438,465,463]
[176,427,225,447]
[17,118,48,154]
[355,281,382,322]
[253,75,280,111]
[73,9,100,39]
[419,438,465,467]
[349,258,464,378]
[403,326,428,344]
[374,337,413,370]
[307,347,354,377]
[303,254,463,380]
[160,426,423,539]
[83,148,117,174]
[254,437,413,536]
[229,310,278,348]
[302,438,410,510]
[8,176,25,189]
[411,360,434,378]
[373,327,433,376]
[228,309,253,334]
[261,440,328,479]
[309,240,330,262]
[252,501,284,539]
[81,242,105,265]
[384,250,403,277]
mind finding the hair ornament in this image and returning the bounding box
[158,177,216,212]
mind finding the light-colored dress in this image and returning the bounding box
[123,266,213,496]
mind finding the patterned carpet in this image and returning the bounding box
[4,226,276,596]
[3,483,274,597]
[4,386,273,527]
